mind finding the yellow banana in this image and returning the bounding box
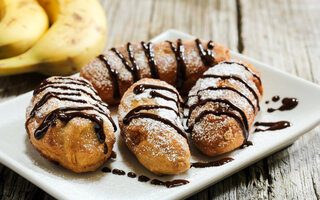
[0,0,107,76]
[0,0,49,58]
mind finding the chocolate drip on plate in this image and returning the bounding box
[141,41,159,79]
[98,54,120,99]
[195,38,215,67]
[138,175,150,182]
[272,95,280,102]
[254,121,291,132]
[267,97,298,113]
[112,169,126,175]
[191,157,234,168]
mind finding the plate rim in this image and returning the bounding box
[0,29,319,200]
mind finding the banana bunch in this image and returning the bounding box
[0,0,107,76]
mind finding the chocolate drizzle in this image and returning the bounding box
[111,46,140,82]
[123,83,187,140]
[187,98,249,132]
[167,39,187,90]
[196,86,256,113]
[34,107,105,142]
[98,54,120,99]
[101,166,189,188]
[123,112,187,140]
[272,95,280,102]
[254,121,291,132]
[195,38,215,67]
[221,61,262,85]
[267,97,298,113]
[201,74,260,110]
[27,77,117,148]
[191,157,234,168]
[141,41,159,79]
[188,110,248,141]
[133,84,183,105]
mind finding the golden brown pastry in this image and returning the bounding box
[118,78,190,175]
[25,76,116,173]
[186,60,263,156]
[80,39,230,105]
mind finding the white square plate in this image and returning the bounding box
[0,30,319,200]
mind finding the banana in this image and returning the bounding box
[0,0,107,76]
[0,0,49,58]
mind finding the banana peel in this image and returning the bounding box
[0,0,107,76]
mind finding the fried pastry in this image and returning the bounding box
[186,60,263,156]
[80,39,230,105]
[118,78,190,175]
[25,76,116,173]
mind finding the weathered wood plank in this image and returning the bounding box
[0,0,319,199]
[240,0,320,199]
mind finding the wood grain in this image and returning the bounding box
[0,0,319,199]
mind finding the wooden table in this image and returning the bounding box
[0,0,319,199]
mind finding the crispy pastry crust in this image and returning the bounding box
[187,60,263,156]
[80,39,230,105]
[118,78,190,175]
[25,76,116,173]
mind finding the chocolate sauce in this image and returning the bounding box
[165,179,189,188]
[138,175,150,182]
[104,143,108,154]
[34,107,105,143]
[188,109,247,142]
[197,85,256,113]
[133,84,183,106]
[221,61,262,85]
[127,172,136,178]
[123,112,187,140]
[27,79,118,142]
[98,54,120,99]
[240,140,253,149]
[187,98,249,132]
[111,151,117,159]
[127,43,140,82]
[124,105,179,118]
[150,90,179,108]
[101,167,111,173]
[254,121,291,132]
[195,38,215,67]
[111,47,140,82]
[28,91,86,119]
[201,74,260,110]
[265,101,269,104]
[191,157,234,168]
[150,179,165,185]
[267,98,298,113]
[34,84,101,103]
[34,80,96,96]
[141,41,159,79]
[112,169,126,175]
[272,95,280,102]
[167,39,187,90]
[101,166,189,188]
